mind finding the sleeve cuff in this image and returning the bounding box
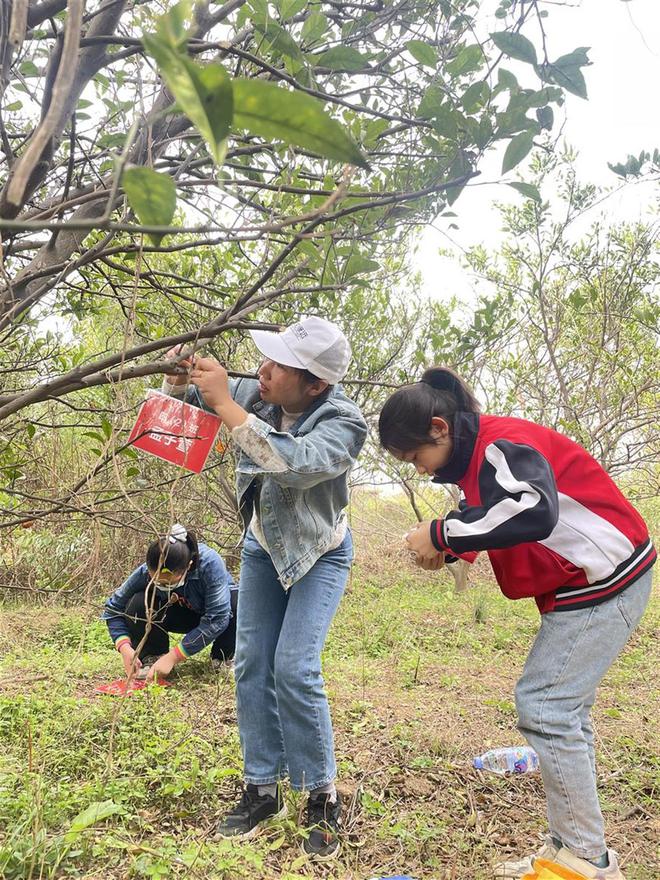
[115,636,131,651]
[231,412,271,441]
[231,414,287,472]
[429,519,450,553]
[430,522,479,564]
[161,378,187,398]
[173,643,190,661]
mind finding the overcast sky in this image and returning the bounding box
[416,0,660,302]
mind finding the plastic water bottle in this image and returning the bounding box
[473,746,539,775]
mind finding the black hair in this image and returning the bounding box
[146,528,199,574]
[300,368,327,386]
[378,366,480,453]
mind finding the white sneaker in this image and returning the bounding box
[494,842,625,880]
[546,847,625,880]
[494,838,560,879]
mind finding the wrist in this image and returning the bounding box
[214,398,247,430]
[172,644,189,663]
[116,636,132,653]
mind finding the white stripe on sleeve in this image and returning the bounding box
[444,444,541,540]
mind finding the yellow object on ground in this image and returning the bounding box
[522,859,589,880]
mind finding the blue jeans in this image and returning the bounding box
[515,569,653,859]
[234,530,352,790]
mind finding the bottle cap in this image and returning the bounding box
[473,756,483,769]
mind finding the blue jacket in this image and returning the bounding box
[184,378,367,587]
[102,543,235,656]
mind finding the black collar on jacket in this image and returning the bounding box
[432,411,480,485]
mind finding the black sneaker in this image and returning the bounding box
[215,785,286,840]
[301,792,341,860]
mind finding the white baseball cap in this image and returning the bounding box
[249,316,351,384]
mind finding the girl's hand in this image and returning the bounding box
[189,357,232,412]
[416,553,445,571]
[405,521,443,564]
[164,344,194,386]
[118,643,142,677]
[145,651,177,683]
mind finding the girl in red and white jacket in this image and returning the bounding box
[378,367,655,880]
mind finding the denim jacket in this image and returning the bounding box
[102,543,235,656]
[181,378,367,587]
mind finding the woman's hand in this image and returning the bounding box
[164,344,194,386]
[189,357,249,428]
[189,357,232,411]
[145,650,178,683]
[118,642,142,677]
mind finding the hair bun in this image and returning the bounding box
[421,367,459,393]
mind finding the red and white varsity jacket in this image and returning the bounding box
[429,413,655,613]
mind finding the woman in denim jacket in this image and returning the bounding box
[164,317,367,860]
[102,525,237,682]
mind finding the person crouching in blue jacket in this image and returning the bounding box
[102,524,237,682]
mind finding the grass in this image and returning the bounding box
[0,558,658,880]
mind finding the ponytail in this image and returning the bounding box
[146,524,199,574]
[378,366,480,454]
[420,367,480,413]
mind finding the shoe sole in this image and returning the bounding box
[298,838,341,862]
[214,804,288,841]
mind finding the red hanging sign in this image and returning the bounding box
[127,390,222,473]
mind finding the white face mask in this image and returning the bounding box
[154,573,187,595]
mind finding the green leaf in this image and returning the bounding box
[158,0,191,44]
[497,68,519,92]
[345,255,380,277]
[142,6,233,166]
[431,105,458,139]
[65,801,123,843]
[445,151,472,206]
[19,60,39,77]
[554,47,591,68]
[501,130,534,174]
[247,0,269,19]
[232,79,370,169]
[536,105,554,130]
[538,48,590,99]
[278,0,307,20]
[316,46,370,72]
[462,81,489,113]
[417,84,445,119]
[26,423,36,439]
[254,17,303,61]
[406,40,438,67]
[475,114,493,149]
[446,44,484,77]
[83,431,105,443]
[122,167,176,245]
[490,31,538,65]
[301,10,328,44]
[508,181,542,203]
[546,59,588,99]
[6,100,23,111]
